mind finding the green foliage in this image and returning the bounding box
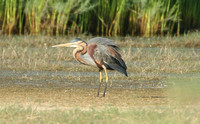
[0,0,199,36]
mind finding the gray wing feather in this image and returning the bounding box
[80,53,97,67]
[93,45,111,62]
[88,37,117,46]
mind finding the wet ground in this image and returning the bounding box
[0,70,168,109]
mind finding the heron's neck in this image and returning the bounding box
[73,44,87,63]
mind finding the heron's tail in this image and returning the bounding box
[109,64,128,77]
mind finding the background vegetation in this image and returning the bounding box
[0,0,200,37]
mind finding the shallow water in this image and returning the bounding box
[1,68,199,91]
[0,69,167,89]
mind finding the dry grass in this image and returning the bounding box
[1,33,200,73]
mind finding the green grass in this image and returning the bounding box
[0,0,200,36]
[0,105,199,123]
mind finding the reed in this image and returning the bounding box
[0,0,3,30]
[0,0,199,36]
[181,0,200,30]
[1,0,17,34]
[17,0,24,35]
[24,0,45,34]
[130,0,181,37]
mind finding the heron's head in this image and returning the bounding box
[52,38,87,48]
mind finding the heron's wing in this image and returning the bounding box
[87,39,127,76]
[80,53,97,67]
[88,37,117,48]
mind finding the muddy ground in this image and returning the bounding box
[0,70,168,110]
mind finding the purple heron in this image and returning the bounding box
[52,37,128,97]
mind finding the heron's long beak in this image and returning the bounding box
[52,42,78,48]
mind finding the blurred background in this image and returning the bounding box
[0,0,200,37]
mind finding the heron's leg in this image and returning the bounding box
[102,65,108,97]
[97,71,103,97]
